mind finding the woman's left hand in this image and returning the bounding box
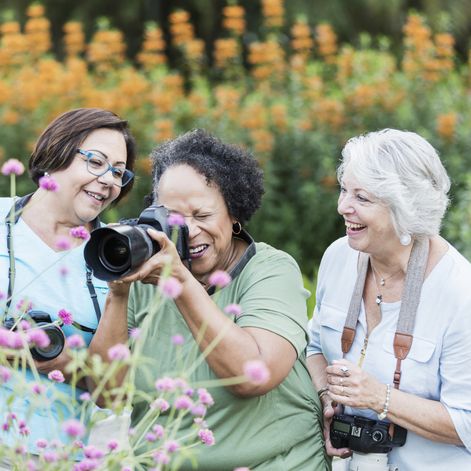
[120,228,190,286]
[325,359,386,412]
[34,349,71,376]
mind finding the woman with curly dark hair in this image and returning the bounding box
[103,130,329,470]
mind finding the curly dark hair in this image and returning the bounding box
[150,129,264,224]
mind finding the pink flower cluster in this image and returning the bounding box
[198,428,215,446]
[224,303,242,318]
[243,360,271,385]
[58,308,73,326]
[48,370,65,383]
[39,174,59,192]
[62,419,86,438]
[160,277,183,299]
[107,343,130,361]
[70,226,90,240]
[0,327,25,349]
[66,334,85,349]
[1,158,25,176]
[208,270,232,288]
[167,213,185,226]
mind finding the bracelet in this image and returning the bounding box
[377,383,391,420]
[317,386,329,399]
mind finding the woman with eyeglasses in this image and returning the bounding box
[0,108,136,462]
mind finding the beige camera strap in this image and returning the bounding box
[340,238,429,432]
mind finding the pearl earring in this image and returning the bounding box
[400,233,411,246]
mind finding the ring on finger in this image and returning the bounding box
[339,377,344,385]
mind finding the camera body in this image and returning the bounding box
[330,414,407,454]
[85,205,190,281]
[3,311,65,361]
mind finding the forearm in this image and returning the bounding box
[386,388,462,445]
[176,276,295,396]
[307,353,329,392]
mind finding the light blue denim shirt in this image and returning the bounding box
[308,237,471,470]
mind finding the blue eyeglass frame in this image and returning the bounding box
[77,149,134,187]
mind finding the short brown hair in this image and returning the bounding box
[29,108,137,202]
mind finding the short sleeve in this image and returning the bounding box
[235,250,310,356]
[306,306,322,357]
[439,301,471,452]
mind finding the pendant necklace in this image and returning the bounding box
[370,264,403,305]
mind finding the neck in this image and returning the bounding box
[22,190,91,239]
[369,242,412,279]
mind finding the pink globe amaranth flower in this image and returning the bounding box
[43,451,59,463]
[62,419,86,438]
[73,440,84,449]
[150,398,170,412]
[171,334,184,345]
[59,266,69,277]
[15,445,27,455]
[174,395,193,410]
[19,319,30,330]
[84,445,104,459]
[160,277,183,299]
[243,360,271,385]
[79,392,91,401]
[129,327,141,339]
[67,334,85,349]
[197,388,214,406]
[27,329,51,349]
[48,370,65,383]
[73,459,99,471]
[224,303,242,317]
[152,424,165,439]
[38,174,59,192]
[107,343,130,361]
[50,439,63,448]
[107,440,119,451]
[0,366,12,383]
[58,308,73,326]
[165,440,180,453]
[145,432,158,442]
[154,376,176,392]
[193,417,207,427]
[31,383,46,395]
[167,212,185,226]
[70,226,90,241]
[2,422,10,432]
[36,438,48,448]
[1,158,25,176]
[153,450,170,465]
[174,377,188,389]
[56,236,72,251]
[191,404,207,417]
[208,270,232,288]
[26,460,38,471]
[0,290,5,300]
[198,428,215,446]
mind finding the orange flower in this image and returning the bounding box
[249,129,274,154]
[316,24,337,61]
[261,0,285,28]
[270,103,288,130]
[26,4,46,18]
[222,5,245,35]
[436,113,458,141]
[154,119,174,142]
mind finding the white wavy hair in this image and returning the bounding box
[337,129,450,239]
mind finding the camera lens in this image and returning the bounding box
[99,233,131,272]
[30,324,65,361]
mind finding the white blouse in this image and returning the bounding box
[308,237,471,470]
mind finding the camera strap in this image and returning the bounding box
[341,237,430,390]
[4,194,102,329]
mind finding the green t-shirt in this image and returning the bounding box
[128,242,330,470]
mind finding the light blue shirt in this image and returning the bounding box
[0,197,109,453]
[308,237,471,470]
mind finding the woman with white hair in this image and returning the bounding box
[307,129,471,470]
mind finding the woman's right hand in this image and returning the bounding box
[321,395,352,459]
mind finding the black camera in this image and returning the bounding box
[330,414,407,454]
[84,205,190,281]
[4,311,65,361]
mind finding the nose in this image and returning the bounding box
[185,216,201,239]
[337,193,353,216]
[97,169,114,186]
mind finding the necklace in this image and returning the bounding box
[370,263,403,287]
[370,268,384,305]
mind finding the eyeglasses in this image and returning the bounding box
[77,149,134,188]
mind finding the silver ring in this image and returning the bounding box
[340,366,350,376]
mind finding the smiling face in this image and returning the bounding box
[48,128,127,225]
[156,164,237,282]
[338,167,399,256]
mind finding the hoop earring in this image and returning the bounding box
[232,221,242,235]
[399,233,411,246]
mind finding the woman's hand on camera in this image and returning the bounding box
[321,395,352,458]
[326,359,385,413]
[120,229,190,286]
